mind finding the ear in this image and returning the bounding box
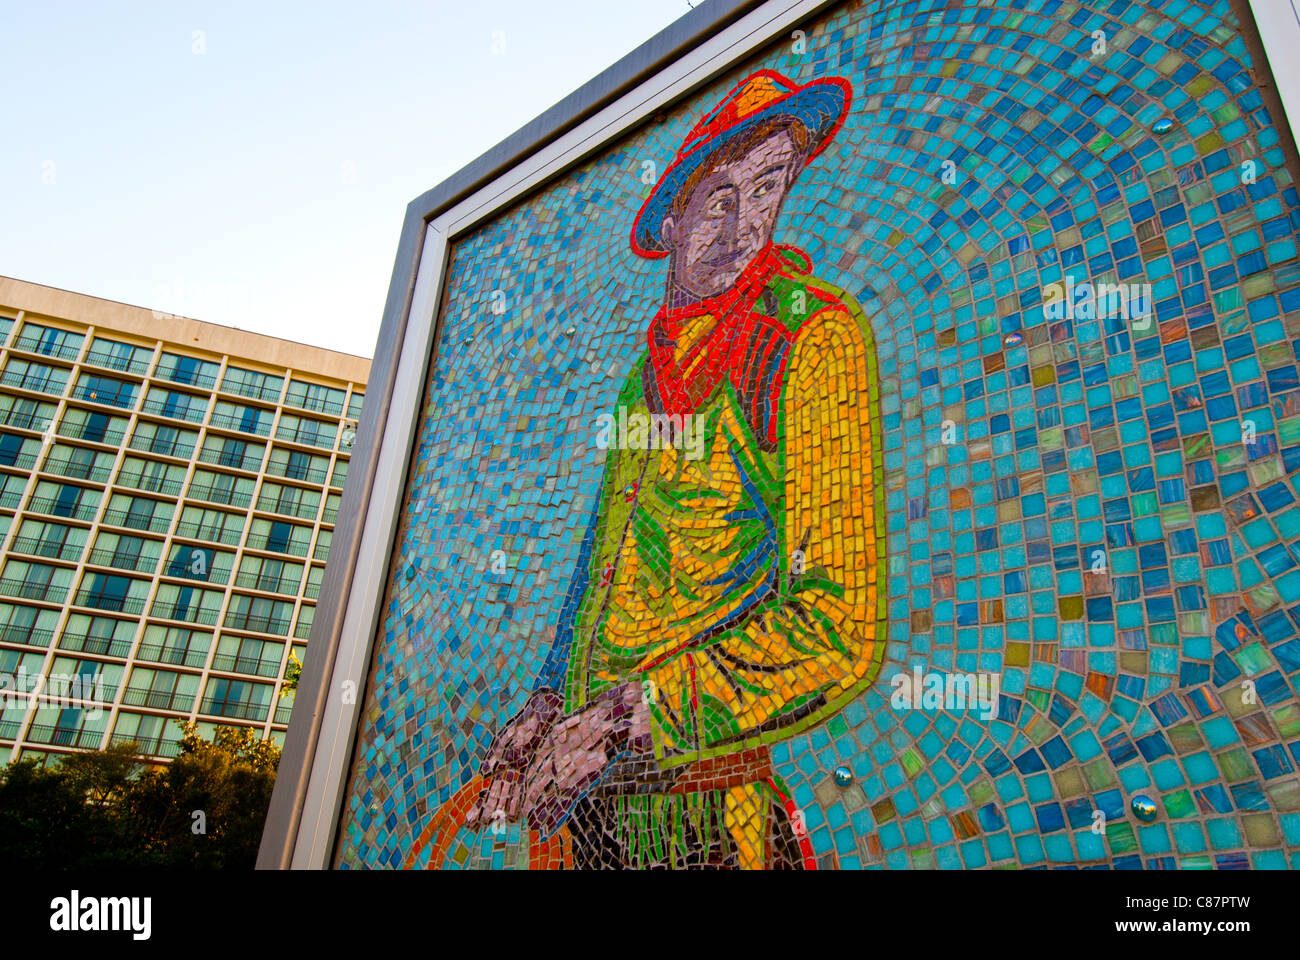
[660,215,676,249]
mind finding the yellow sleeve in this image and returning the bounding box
[643,306,882,758]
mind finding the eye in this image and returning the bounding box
[751,177,780,199]
[706,196,733,217]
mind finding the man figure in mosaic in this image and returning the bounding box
[467,69,887,868]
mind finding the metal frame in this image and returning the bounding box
[1243,0,1300,177]
[258,0,1300,869]
[257,0,847,869]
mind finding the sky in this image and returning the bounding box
[1,0,695,357]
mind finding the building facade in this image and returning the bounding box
[0,277,369,765]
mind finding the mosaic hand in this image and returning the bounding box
[466,687,564,827]
[519,681,653,834]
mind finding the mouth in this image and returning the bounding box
[702,248,746,269]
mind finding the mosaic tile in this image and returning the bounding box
[336,0,1300,869]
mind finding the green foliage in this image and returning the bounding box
[0,758,130,868]
[57,740,144,804]
[176,720,281,773]
[0,724,281,869]
[281,652,302,695]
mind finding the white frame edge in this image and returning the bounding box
[1249,0,1300,135]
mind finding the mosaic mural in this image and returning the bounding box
[337,0,1300,869]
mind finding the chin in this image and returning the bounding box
[712,268,746,291]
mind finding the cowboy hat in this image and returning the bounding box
[631,69,851,258]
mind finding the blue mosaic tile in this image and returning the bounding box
[336,0,1300,869]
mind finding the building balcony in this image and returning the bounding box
[135,642,208,669]
[196,447,262,472]
[210,653,282,678]
[25,723,105,749]
[185,482,251,508]
[24,496,98,521]
[58,420,127,445]
[57,631,133,658]
[70,385,136,409]
[120,687,195,712]
[274,427,336,450]
[82,350,150,376]
[100,508,172,534]
[233,571,300,595]
[74,592,147,615]
[127,435,195,460]
[42,457,112,483]
[256,497,318,521]
[0,372,67,395]
[207,411,271,436]
[150,603,220,626]
[285,394,344,417]
[165,565,229,586]
[85,547,159,574]
[0,624,53,648]
[267,462,328,485]
[155,368,217,390]
[115,470,184,496]
[10,337,81,361]
[199,698,270,722]
[139,397,206,423]
[172,521,242,546]
[219,379,283,403]
[0,579,68,603]
[8,536,83,562]
[223,611,292,635]
[0,408,53,432]
[109,733,182,758]
[0,452,39,471]
[244,534,308,557]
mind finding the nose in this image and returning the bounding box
[704,199,741,265]
[716,199,739,252]
[736,189,769,250]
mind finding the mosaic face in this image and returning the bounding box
[338,0,1300,870]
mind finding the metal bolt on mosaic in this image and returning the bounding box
[337,0,1300,869]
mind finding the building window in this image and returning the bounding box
[220,366,283,402]
[74,373,137,408]
[285,379,345,416]
[155,352,218,389]
[12,323,84,361]
[85,336,151,374]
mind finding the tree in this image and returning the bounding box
[57,740,143,804]
[0,723,281,869]
[0,757,130,868]
[124,722,280,868]
[281,651,302,694]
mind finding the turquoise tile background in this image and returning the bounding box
[336,0,1300,869]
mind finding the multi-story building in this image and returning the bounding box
[0,277,369,764]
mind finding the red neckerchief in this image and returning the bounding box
[648,245,804,424]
